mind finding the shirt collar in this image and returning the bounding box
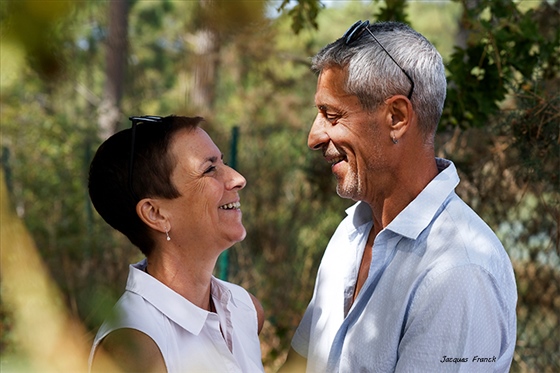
[345,158,459,240]
[345,199,373,229]
[387,158,459,239]
[125,259,236,335]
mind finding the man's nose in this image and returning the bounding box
[308,113,329,150]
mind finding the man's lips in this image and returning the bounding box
[324,151,346,167]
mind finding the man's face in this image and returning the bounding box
[308,67,392,202]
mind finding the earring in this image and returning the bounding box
[392,135,398,144]
[165,229,171,241]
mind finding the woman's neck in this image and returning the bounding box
[146,247,217,311]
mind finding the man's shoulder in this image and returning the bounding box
[424,194,514,281]
[439,194,503,248]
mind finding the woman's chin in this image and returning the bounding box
[225,227,247,247]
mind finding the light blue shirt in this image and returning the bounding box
[292,159,517,373]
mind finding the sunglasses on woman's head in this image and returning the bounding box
[128,115,163,202]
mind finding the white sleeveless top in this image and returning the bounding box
[89,259,264,373]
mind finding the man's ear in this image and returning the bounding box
[386,95,412,140]
[136,198,168,234]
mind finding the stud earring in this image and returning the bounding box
[392,135,398,144]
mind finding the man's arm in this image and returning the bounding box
[91,328,166,373]
[277,347,307,373]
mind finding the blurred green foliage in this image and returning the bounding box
[277,0,324,34]
[0,0,558,372]
[444,0,559,129]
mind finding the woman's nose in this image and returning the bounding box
[226,167,246,190]
[308,113,329,150]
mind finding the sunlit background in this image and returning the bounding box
[1,1,558,372]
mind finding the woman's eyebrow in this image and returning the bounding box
[204,154,223,164]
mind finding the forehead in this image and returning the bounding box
[316,67,347,94]
[171,127,220,165]
[315,67,362,110]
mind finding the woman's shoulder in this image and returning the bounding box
[95,290,167,343]
[213,278,264,334]
[212,278,251,302]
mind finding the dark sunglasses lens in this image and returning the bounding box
[343,20,363,39]
[343,20,370,45]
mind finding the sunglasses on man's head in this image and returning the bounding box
[342,20,414,100]
[128,115,163,202]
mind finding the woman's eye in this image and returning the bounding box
[204,165,217,174]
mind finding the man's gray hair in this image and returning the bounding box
[311,22,447,144]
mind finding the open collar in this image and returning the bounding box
[345,158,459,240]
[125,259,236,336]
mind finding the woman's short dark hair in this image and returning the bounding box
[88,115,204,256]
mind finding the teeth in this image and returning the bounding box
[219,202,241,210]
[324,150,345,165]
[329,156,345,164]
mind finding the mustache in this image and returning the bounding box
[323,147,344,159]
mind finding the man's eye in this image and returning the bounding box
[318,106,339,124]
[325,113,339,123]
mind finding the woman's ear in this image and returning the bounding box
[136,199,168,234]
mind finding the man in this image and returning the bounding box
[281,21,517,373]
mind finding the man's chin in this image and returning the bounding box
[335,185,357,200]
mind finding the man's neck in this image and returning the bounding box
[366,155,438,232]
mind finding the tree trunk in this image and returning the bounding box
[98,0,129,140]
[190,27,220,114]
[455,0,481,49]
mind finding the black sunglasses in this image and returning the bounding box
[343,20,415,100]
[128,115,163,202]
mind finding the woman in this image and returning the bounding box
[88,115,264,372]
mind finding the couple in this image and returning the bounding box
[88,21,517,373]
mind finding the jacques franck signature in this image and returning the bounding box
[440,355,497,363]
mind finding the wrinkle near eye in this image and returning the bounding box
[186,177,210,197]
[200,154,223,175]
[317,105,339,123]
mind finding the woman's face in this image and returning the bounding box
[162,127,246,253]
